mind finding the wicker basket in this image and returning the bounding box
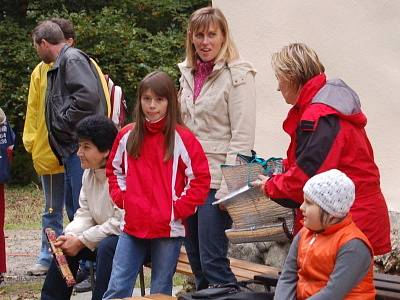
[218,163,294,243]
[225,222,293,243]
[221,163,263,191]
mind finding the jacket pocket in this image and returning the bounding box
[199,140,229,187]
[200,139,229,154]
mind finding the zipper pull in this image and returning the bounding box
[309,234,317,245]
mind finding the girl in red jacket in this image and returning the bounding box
[274,169,375,300]
[103,71,210,298]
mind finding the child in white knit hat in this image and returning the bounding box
[274,169,376,300]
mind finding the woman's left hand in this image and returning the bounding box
[251,175,268,195]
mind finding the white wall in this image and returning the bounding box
[213,0,400,211]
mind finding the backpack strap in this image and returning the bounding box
[104,74,127,129]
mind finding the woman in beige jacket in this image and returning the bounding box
[179,7,256,290]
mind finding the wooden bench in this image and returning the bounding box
[176,249,280,281]
[138,248,400,299]
[254,271,400,300]
[122,294,177,300]
[375,272,400,300]
[138,248,280,297]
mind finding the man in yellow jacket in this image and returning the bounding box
[23,18,110,276]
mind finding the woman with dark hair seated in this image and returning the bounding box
[41,115,122,300]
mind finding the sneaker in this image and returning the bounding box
[76,267,89,284]
[27,263,49,276]
[74,278,92,293]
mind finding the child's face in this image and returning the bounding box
[141,88,168,122]
[77,139,108,170]
[300,195,324,231]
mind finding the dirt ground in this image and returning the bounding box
[5,229,41,282]
[2,230,185,300]
[3,229,43,299]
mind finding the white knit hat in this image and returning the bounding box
[303,169,355,218]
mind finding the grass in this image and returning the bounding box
[0,281,42,299]
[4,183,43,230]
[0,271,187,299]
[4,183,69,230]
[137,268,187,288]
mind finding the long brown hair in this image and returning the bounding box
[126,71,183,161]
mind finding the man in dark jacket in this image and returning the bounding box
[31,20,108,223]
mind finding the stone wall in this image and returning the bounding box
[229,240,290,269]
[375,211,400,274]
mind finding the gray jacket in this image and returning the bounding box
[45,45,107,161]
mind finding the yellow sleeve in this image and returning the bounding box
[90,58,111,117]
[22,63,42,153]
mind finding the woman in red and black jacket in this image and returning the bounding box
[253,43,390,255]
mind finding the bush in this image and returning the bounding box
[0,0,209,184]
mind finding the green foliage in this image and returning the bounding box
[0,19,38,127]
[0,0,209,184]
[0,0,29,23]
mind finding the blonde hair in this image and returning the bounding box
[185,6,239,68]
[271,43,325,88]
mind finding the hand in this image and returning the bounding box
[57,235,85,256]
[219,203,227,211]
[53,235,66,248]
[250,175,269,194]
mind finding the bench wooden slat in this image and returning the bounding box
[229,257,280,276]
[175,261,196,277]
[374,273,400,299]
[375,280,400,293]
[144,294,177,300]
[124,294,177,300]
[178,250,279,279]
[178,251,255,280]
[228,266,267,280]
[375,273,400,284]
[376,289,400,300]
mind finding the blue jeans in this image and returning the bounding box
[103,233,182,299]
[37,173,65,267]
[184,189,236,290]
[41,235,119,300]
[62,152,84,221]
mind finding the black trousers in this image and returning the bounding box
[41,235,118,300]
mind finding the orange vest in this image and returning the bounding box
[297,214,375,300]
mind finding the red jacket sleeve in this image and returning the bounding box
[173,129,211,221]
[266,115,342,206]
[106,124,132,209]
